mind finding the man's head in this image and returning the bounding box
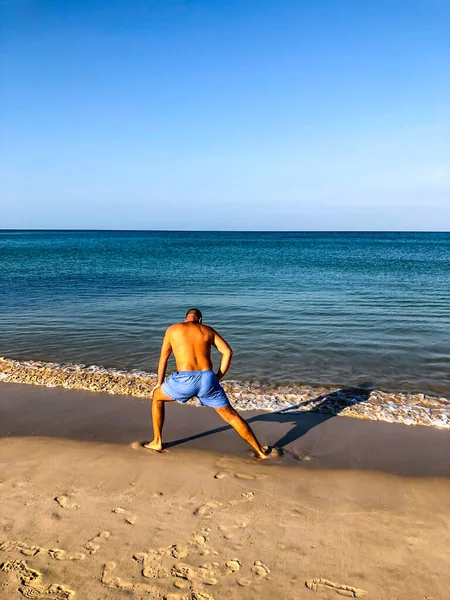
[185,307,202,323]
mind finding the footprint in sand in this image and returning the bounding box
[0,560,41,584]
[54,495,79,510]
[218,520,248,542]
[135,529,261,592]
[251,560,270,577]
[292,451,312,461]
[17,584,67,599]
[101,562,158,596]
[218,518,248,532]
[0,560,75,599]
[171,559,228,587]
[18,583,75,600]
[262,446,283,458]
[228,492,255,505]
[305,578,367,598]
[134,528,212,580]
[165,593,215,600]
[233,473,256,480]
[48,549,85,561]
[213,472,227,479]
[1,540,84,562]
[225,559,242,574]
[125,515,137,525]
[84,531,110,555]
[112,507,137,525]
[193,502,222,518]
[172,578,190,590]
[0,541,42,557]
[241,492,255,501]
[101,562,134,591]
[133,549,170,579]
[124,527,268,596]
[237,560,270,587]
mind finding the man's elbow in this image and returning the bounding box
[226,348,233,358]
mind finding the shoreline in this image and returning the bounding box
[1,356,449,431]
[1,382,449,477]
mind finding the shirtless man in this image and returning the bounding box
[144,308,271,459]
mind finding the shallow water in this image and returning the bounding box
[1,230,449,396]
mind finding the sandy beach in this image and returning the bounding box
[1,382,449,600]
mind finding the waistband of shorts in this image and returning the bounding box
[175,369,214,375]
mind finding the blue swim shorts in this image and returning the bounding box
[162,370,230,408]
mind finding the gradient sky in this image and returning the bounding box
[1,0,449,230]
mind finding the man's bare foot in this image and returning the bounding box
[256,446,283,460]
[142,440,164,452]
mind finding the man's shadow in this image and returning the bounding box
[165,388,372,450]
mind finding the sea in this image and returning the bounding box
[1,230,449,428]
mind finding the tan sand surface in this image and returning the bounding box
[1,436,449,600]
[1,383,449,599]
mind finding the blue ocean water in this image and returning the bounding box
[0,230,449,395]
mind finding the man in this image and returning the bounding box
[144,308,273,459]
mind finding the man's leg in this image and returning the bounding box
[215,405,269,459]
[144,386,174,451]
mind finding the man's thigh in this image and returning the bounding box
[153,386,175,402]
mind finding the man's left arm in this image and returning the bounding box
[156,331,173,387]
[212,329,233,380]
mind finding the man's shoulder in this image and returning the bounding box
[166,322,216,336]
[166,321,208,331]
[202,325,219,341]
[197,323,214,333]
[165,323,183,335]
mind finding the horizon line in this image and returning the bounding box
[0,229,449,234]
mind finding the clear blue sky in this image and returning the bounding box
[1,0,449,230]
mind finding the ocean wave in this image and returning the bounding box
[0,357,448,430]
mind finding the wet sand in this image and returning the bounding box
[1,383,449,477]
[1,382,450,599]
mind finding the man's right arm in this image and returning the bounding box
[212,329,233,380]
[156,329,173,386]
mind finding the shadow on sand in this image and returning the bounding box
[165,388,372,450]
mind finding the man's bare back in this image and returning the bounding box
[161,322,232,375]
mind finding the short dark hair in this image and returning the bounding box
[186,307,202,320]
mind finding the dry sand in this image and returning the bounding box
[1,383,449,599]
